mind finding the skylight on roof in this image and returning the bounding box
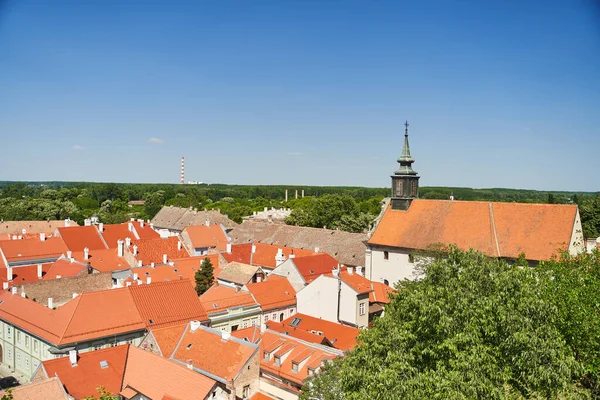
[186,343,192,349]
[100,360,108,369]
[149,319,154,325]
[290,317,302,327]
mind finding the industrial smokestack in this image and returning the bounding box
[181,156,185,184]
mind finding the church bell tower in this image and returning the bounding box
[391,121,419,210]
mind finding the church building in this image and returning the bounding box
[365,122,585,286]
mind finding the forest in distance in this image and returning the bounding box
[0,181,599,238]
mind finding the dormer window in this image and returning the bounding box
[274,356,281,366]
[263,351,270,361]
[292,362,299,373]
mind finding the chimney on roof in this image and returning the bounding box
[221,331,231,341]
[20,290,25,298]
[332,268,340,278]
[37,263,43,279]
[190,320,201,332]
[69,350,77,367]
[356,266,363,276]
[84,219,91,227]
[251,244,256,254]
[140,220,144,228]
[205,219,210,227]
[11,287,17,295]
[98,223,104,232]
[150,223,154,230]
[84,247,89,260]
[177,241,182,251]
[40,232,46,242]
[64,218,71,227]
[87,262,93,275]
[2,282,8,290]
[295,190,298,199]
[133,272,139,281]
[146,276,152,284]
[133,245,138,256]
[135,260,141,267]
[21,228,26,235]
[347,267,354,275]
[275,248,286,266]
[128,222,134,232]
[48,297,53,308]
[450,192,455,201]
[150,262,155,269]
[57,274,62,278]
[302,189,305,198]
[226,243,232,254]
[125,237,132,247]
[289,253,295,259]
[7,266,13,282]
[186,360,194,370]
[130,218,135,222]
[126,281,132,287]
[67,250,72,259]
[285,189,288,202]
[117,240,124,257]
[315,247,319,253]
[73,293,78,299]
[163,254,168,264]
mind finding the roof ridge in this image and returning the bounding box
[95,225,110,249]
[58,295,83,341]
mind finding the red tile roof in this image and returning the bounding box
[130,237,190,266]
[0,376,68,400]
[0,236,68,265]
[0,263,52,285]
[333,269,373,295]
[57,226,108,252]
[369,281,396,304]
[183,224,229,251]
[222,243,317,269]
[199,284,258,314]
[266,313,359,351]
[41,344,129,399]
[245,275,296,311]
[131,220,160,240]
[70,248,130,272]
[101,223,137,248]
[128,255,219,288]
[369,200,578,261]
[149,324,188,358]
[0,220,77,236]
[231,329,341,386]
[250,393,277,400]
[171,323,259,382]
[43,259,86,280]
[123,345,216,400]
[291,253,340,284]
[129,279,209,326]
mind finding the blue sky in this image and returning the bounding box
[1,0,599,191]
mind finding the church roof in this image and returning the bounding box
[368,199,578,261]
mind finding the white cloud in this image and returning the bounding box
[72,145,85,150]
[148,137,164,144]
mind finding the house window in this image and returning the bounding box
[359,302,366,316]
[272,313,277,321]
[17,353,21,365]
[292,362,299,373]
[25,359,29,370]
[7,348,11,359]
[383,279,389,286]
[25,336,29,347]
[34,340,38,352]
[251,319,256,326]
[263,351,270,361]
[383,251,389,260]
[7,327,11,338]
[126,337,134,345]
[274,356,281,366]
[93,342,103,351]
[264,314,269,322]
[17,331,21,343]
[290,308,295,315]
[243,320,248,329]
[408,253,414,263]
[242,385,250,398]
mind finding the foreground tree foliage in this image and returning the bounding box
[301,247,598,399]
[195,257,214,296]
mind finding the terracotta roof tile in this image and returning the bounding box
[200,285,258,314]
[57,226,107,252]
[130,237,190,266]
[43,259,86,280]
[332,269,373,295]
[228,221,367,266]
[123,345,216,400]
[369,199,578,261]
[0,377,69,400]
[291,253,340,283]
[0,236,68,265]
[183,224,230,251]
[129,279,209,326]
[266,313,359,351]
[41,344,129,399]
[151,206,239,231]
[171,323,258,381]
[0,220,77,235]
[128,255,219,288]
[70,248,130,272]
[218,262,263,285]
[149,324,188,358]
[250,393,277,400]
[222,243,316,270]
[369,281,396,304]
[131,221,160,240]
[245,275,296,311]
[101,223,138,248]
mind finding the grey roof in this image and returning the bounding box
[151,206,238,231]
[217,262,262,285]
[228,221,368,267]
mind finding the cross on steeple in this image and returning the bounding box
[404,120,409,131]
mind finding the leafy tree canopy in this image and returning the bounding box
[301,247,596,400]
[195,257,214,296]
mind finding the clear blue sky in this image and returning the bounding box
[1,0,599,191]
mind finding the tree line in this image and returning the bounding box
[0,181,598,237]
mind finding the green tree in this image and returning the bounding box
[301,247,589,400]
[1,389,13,400]
[195,257,214,296]
[82,386,119,400]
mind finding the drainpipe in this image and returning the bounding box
[336,269,342,323]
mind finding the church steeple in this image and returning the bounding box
[391,121,420,210]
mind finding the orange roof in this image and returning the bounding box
[250,393,277,400]
[369,281,396,304]
[237,330,341,386]
[101,223,137,248]
[41,344,129,399]
[0,220,77,235]
[130,237,190,266]
[183,224,229,251]
[43,259,86,280]
[266,313,359,351]
[199,284,258,314]
[122,345,216,400]
[369,200,578,261]
[0,236,68,265]
[222,243,317,269]
[0,376,69,400]
[245,275,296,311]
[149,324,188,357]
[70,248,130,272]
[129,279,209,326]
[0,263,52,285]
[291,253,340,283]
[332,269,372,295]
[57,226,107,252]
[130,255,219,287]
[171,323,259,382]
